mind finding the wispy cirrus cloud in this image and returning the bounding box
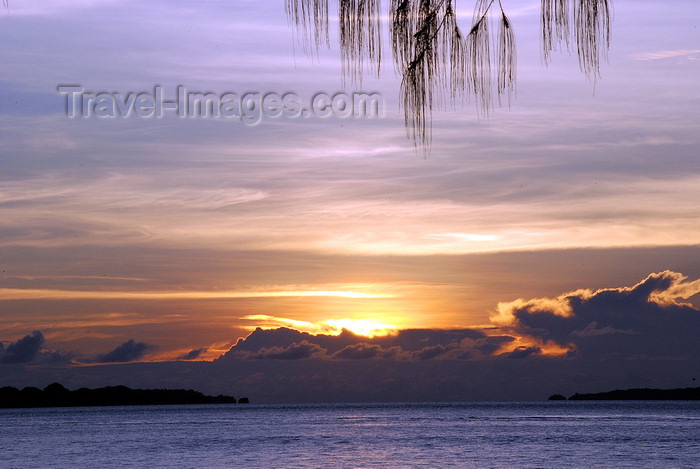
[0,287,392,301]
[631,49,700,61]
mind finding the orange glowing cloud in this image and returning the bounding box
[240,315,397,338]
[0,287,392,301]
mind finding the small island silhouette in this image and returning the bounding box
[549,387,700,401]
[0,383,247,408]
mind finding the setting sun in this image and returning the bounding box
[2,0,700,466]
[240,315,398,337]
[324,318,398,337]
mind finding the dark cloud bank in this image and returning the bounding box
[178,348,207,360]
[92,339,157,363]
[2,271,698,402]
[223,327,513,361]
[0,335,155,366]
[0,331,44,364]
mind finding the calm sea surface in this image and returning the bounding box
[1,401,698,468]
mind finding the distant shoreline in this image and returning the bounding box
[0,382,247,408]
[549,387,700,401]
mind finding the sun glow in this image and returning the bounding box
[324,318,397,337]
[241,314,398,338]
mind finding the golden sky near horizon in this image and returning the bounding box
[1,0,699,364]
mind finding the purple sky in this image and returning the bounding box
[0,0,699,401]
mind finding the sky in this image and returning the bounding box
[0,0,699,402]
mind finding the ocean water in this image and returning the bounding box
[1,401,698,468]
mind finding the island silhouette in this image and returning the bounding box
[0,383,246,408]
[549,387,700,401]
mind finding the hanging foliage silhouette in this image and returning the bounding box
[286,0,612,151]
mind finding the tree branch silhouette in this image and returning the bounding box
[286,0,612,152]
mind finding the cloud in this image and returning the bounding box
[3,273,700,404]
[332,343,381,360]
[412,344,450,360]
[0,331,45,364]
[178,348,207,360]
[632,49,700,61]
[463,335,516,356]
[220,326,519,362]
[501,346,541,359]
[0,288,390,301]
[406,335,517,360]
[570,321,635,337]
[94,339,157,363]
[496,271,700,359]
[229,328,322,354]
[250,341,326,360]
[331,343,402,360]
